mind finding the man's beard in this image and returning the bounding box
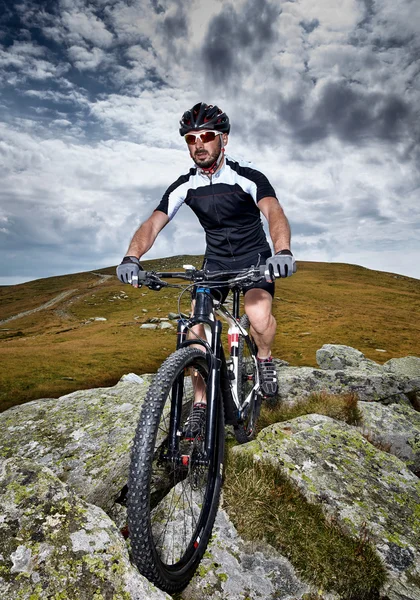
[191,139,221,169]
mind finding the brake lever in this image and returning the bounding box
[145,274,166,291]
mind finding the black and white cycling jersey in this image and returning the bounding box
[154,155,276,260]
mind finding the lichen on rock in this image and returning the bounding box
[0,376,153,511]
[357,401,420,474]
[0,457,170,600]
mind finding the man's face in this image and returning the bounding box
[187,131,228,168]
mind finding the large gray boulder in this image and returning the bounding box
[384,357,420,408]
[233,415,420,600]
[384,356,420,382]
[274,344,419,404]
[316,344,382,371]
[0,457,170,600]
[275,365,411,404]
[0,376,152,511]
[357,401,420,474]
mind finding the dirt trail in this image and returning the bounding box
[0,290,77,325]
[0,273,113,326]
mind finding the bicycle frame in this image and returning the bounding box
[165,284,260,466]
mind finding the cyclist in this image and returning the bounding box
[117,102,296,423]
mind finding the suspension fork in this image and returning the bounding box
[205,320,223,458]
[166,319,190,459]
[167,310,222,462]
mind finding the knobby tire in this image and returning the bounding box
[127,347,225,594]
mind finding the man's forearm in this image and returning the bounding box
[270,211,291,253]
[126,223,156,258]
[125,211,169,259]
[258,196,292,253]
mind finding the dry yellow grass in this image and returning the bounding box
[1,256,419,411]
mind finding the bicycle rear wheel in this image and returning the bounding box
[234,315,262,444]
[127,347,224,593]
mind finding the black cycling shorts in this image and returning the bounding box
[194,250,275,304]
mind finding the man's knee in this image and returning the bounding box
[250,312,276,334]
[244,289,274,328]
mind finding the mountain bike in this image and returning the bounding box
[127,264,267,593]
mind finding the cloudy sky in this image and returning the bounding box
[1,0,419,285]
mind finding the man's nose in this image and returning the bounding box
[195,138,204,149]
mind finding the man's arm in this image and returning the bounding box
[258,196,291,252]
[125,210,170,259]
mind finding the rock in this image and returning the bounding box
[316,344,381,372]
[384,356,420,381]
[149,317,159,323]
[357,401,420,474]
[0,377,153,511]
[182,508,313,600]
[384,357,420,409]
[275,364,412,404]
[0,457,170,600]
[234,415,420,600]
[119,373,144,384]
[158,321,174,330]
[140,323,157,329]
[275,344,420,404]
[94,317,107,322]
[168,312,179,319]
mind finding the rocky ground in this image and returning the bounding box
[0,345,419,600]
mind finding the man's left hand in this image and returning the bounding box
[265,250,296,281]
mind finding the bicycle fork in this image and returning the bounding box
[165,299,223,467]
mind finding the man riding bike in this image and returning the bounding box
[117,102,296,424]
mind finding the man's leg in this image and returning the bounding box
[244,288,278,397]
[244,288,276,358]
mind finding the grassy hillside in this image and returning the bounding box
[1,256,419,412]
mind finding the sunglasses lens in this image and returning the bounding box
[185,131,218,144]
[200,132,217,143]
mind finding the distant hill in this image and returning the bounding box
[1,256,419,412]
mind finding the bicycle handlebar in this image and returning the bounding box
[139,265,266,290]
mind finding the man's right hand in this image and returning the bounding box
[116,256,145,287]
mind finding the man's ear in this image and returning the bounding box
[222,133,229,146]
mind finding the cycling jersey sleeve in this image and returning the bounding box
[226,157,277,203]
[249,168,277,203]
[154,172,193,220]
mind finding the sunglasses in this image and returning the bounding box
[184,130,222,145]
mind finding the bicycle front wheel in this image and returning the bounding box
[127,347,224,593]
[234,315,262,444]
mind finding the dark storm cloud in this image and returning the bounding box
[355,198,392,223]
[299,19,320,34]
[288,220,328,237]
[201,0,280,84]
[276,80,413,146]
[161,1,188,39]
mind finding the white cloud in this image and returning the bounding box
[0,41,67,82]
[1,0,419,283]
[61,10,114,48]
[68,45,108,70]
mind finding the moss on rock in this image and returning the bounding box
[0,457,170,600]
[0,377,153,511]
